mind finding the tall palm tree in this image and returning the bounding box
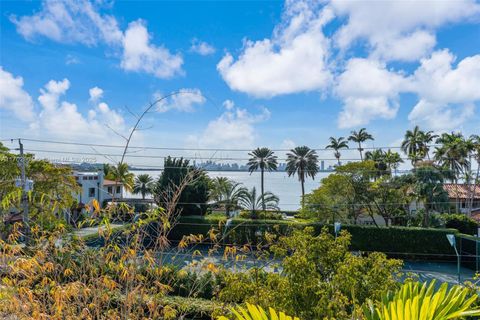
[401,125,424,165]
[468,135,480,214]
[326,137,349,165]
[435,132,473,212]
[286,146,319,207]
[348,128,374,161]
[247,147,278,211]
[420,130,438,160]
[133,174,154,199]
[365,149,388,178]
[238,187,279,216]
[105,162,135,198]
[384,149,404,174]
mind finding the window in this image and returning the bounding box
[88,176,93,180]
[108,186,112,193]
[116,186,121,194]
[83,177,87,180]
[94,176,98,180]
[88,188,95,197]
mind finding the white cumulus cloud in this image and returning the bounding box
[155,88,206,113]
[190,39,216,55]
[89,86,103,102]
[11,0,123,46]
[187,104,270,149]
[336,58,407,128]
[0,67,35,121]
[12,1,184,79]
[217,0,333,97]
[120,20,183,78]
[408,50,480,131]
[331,0,480,61]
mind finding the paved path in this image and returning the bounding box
[73,223,125,238]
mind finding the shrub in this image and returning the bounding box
[168,217,459,261]
[439,213,478,235]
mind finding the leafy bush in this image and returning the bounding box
[238,210,283,220]
[218,227,402,319]
[439,213,478,235]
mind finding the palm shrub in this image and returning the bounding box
[363,280,480,320]
[238,187,280,218]
[218,303,299,320]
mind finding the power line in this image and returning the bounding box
[23,148,479,163]
[7,137,443,152]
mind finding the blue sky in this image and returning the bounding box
[1,0,479,166]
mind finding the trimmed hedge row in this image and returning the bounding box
[77,215,462,261]
[170,216,460,261]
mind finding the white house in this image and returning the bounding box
[73,171,123,206]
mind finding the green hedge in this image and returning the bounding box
[170,216,460,261]
[78,215,462,261]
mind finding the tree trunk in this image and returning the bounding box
[469,161,480,215]
[358,142,363,161]
[261,168,265,211]
[301,176,305,209]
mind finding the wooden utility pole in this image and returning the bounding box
[18,139,30,244]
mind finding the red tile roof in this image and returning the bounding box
[103,179,123,186]
[443,184,480,200]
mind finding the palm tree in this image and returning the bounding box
[210,177,248,216]
[133,174,154,199]
[247,147,278,211]
[105,162,134,199]
[348,128,374,161]
[365,149,388,177]
[420,130,438,160]
[468,135,480,214]
[402,126,439,165]
[435,132,473,212]
[286,146,319,207]
[326,137,349,165]
[384,149,404,174]
[238,187,279,216]
[401,126,424,165]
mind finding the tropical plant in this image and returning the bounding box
[238,187,279,217]
[365,149,388,177]
[210,177,249,216]
[384,149,403,174]
[326,137,349,166]
[286,146,319,207]
[434,132,472,183]
[420,129,438,160]
[218,303,299,320]
[154,157,210,216]
[247,148,278,211]
[467,134,480,214]
[105,162,135,196]
[218,227,402,319]
[363,280,480,320]
[401,126,433,165]
[348,128,374,161]
[133,174,154,199]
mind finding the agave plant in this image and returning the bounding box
[363,280,480,320]
[218,303,300,320]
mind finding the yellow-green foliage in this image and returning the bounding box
[218,303,300,320]
[363,280,480,320]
